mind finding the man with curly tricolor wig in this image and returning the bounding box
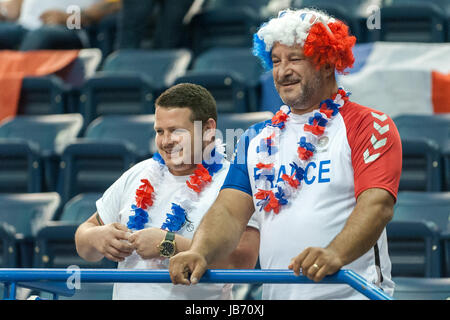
[169,8,403,300]
[253,8,356,113]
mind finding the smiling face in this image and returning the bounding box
[271,42,325,114]
[154,106,216,176]
[154,106,198,176]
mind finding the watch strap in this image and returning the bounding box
[165,231,175,241]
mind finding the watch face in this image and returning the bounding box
[160,241,176,257]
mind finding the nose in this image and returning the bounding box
[276,59,293,81]
[160,131,175,149]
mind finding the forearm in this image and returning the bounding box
[168,189,257,285]
[209,227,259,269]
[75,222,104,262]
[326,188,394,266]
[191,190,253,265]
[191,208,245,265]
[175,234,250,268]
[174,233,192,254]
[176,226,258,270]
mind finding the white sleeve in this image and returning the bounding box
[95,160,142,225]
[95,173,127,225]
[95,158,160,226]
[246,211,261,231]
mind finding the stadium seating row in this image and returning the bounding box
[0,113,448,201]
[0,190,448,279]
[14,44,450,128]
[83,0,450,61]
[17,47,265,122]
[0,112,275,202]
[162,0,450,57]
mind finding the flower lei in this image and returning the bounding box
[254,87,350,214]
[127,148,224,232]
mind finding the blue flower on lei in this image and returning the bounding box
[161,203,187,232]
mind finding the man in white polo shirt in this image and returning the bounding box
[169,8,402,299]
[75,83,260,299]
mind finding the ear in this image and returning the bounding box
[322,63,335,78]
[202,118,216,143]
[203,118,216,130]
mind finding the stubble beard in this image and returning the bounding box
[282,73,323,111]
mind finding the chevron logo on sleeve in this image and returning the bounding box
[363,112,390,164]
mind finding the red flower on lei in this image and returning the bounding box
[281,173,300,188]
[186,164,212,193]
[255,189,282,214]
[135,179,154,209]
[271,109,289,128]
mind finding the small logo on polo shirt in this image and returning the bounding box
[316,136,329,152]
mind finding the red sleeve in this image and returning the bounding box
[340,102,402,201]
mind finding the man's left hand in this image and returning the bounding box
[288,247,344,282]
[128,228,166,259]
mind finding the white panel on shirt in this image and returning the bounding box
[247,108,393,300]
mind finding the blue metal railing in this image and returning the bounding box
[0,268,393,300]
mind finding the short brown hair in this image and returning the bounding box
[155,83,217,123]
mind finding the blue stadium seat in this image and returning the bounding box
[0,114,84,192]
[193,47,264,83]
[191,47,266,111]
[56,114,156,203]
[393,277,450,300]
[189,6,261,55]
[393,191,450,276]
[18,76,68,115]
[85,114,157,161]
[0,222,18,268]
[0,139,42,193]
[387,220,443,277]
[393,114,450,150]
[32,192,115,300]
[57,140,136,204]
[102,49,193,91]
[0,193,61,268]
[394,114,449,191]
[87,14,118,60]
[368,2,447,42]
[394,191,450,231]
[206,0,268,11]
[174,72,249,113]
[399,139,443,192]
[216,112,273,159]
[33,193,115,269]
[78,49,192,124]
[444,142,450,191]
[78,73,156,125]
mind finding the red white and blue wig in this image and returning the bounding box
[253,8,356,74]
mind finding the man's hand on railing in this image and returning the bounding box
[169,250,207,285]
[288,247,344,282]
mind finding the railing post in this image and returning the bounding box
[7,282,17,300]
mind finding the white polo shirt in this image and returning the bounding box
[222,100,402,299]
[97,158,259,300]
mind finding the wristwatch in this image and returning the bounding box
[158,231,176,258]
